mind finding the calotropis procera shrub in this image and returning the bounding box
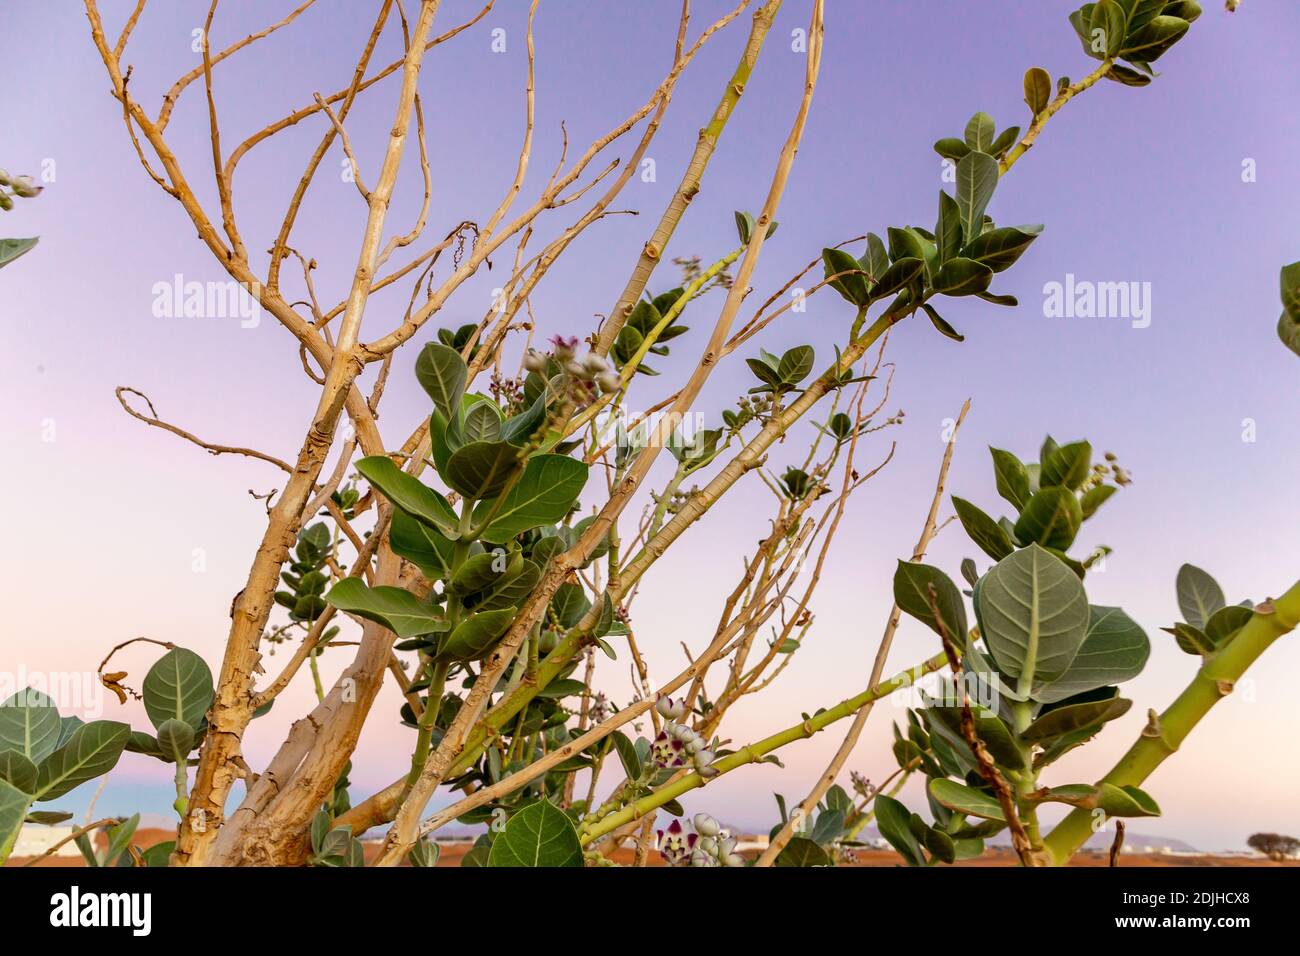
[11,0,1293,867]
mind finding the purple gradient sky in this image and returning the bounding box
[2,1,1298,849]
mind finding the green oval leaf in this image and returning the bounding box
[1024,67,1052,115]
[952,497,1014,561]
[955,151,998,240]
[444,440,523,501]
[1175,563,1225,630]
[143,648,214,732]
[389,509,455,580]
[1013,487,1082,550]
[32,721,130,801]
[155,719,196,764]
[893,561,968,643]
[475,455,589,544]
[962,225,1043,272]
[932,257,994,297]
[928,778,1005,822]
[1035,605,1149,703]
[775,836,831,867]
[822,248,870,307]
[356,456,460,537]
[436,607,518,663]
[0,778,33,862]
[487,800,583,867]
[0,751,38,793]
[976,544,1089,688]
[1040,440,1091,490]
[1022,688,1131,742]
[414,342,468,422]
[0,689,62,764]
[324,578,448,639]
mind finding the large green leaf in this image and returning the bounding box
[142,648,214,731]
[928,778,1005,822]
[356,456,459,537]
[451,550,519,598]
[0,237,39,270]
[931,258,994,297]
[1089,0,1127,56]
[0,751,38,793]
[468,560,541,612]
[1118,15,1189,63]
[1013,487,1082,550]
[976,544,1089,688]
[444,440,523,501]
[324,578,448,639]
[462,400,503,443]
[861,233,890,282]
[955,151,998,240]
[414,342,468,421]
[1040,441,1091,490]
[1175,564,1224,629]
[990,448,1030,510]
[926,702,1025,770]
[155,719,196,764]
[874,795,926,866]
[1204,604,1253,647]
[436,607,518,663]
[1034,605,1149,703]
[822,247,870,307]
[1021,687,1131,741]
[778,345,815,385]
[935,191,962,266]
[1097,783,1161,817]
[32,721,130,801]
[961,224,1043,272]
[486,800,583,867]
[0,689,62,763]
[893,561,968,642]
[476,455,589,544]
[389,509,455,580]
[500,392,549,446]
[963,112,995,152]
[774,836,831,867]
[0,778,32,862]
[869,257,924,301]
[952,497,1014,560]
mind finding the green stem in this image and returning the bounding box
[579,652,949,844]
[173,761,189,818]
[405,660,450,793]
[1043,577,1300,864]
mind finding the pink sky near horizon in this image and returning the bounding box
[2,0,1298,850]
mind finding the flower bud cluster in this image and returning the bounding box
[522,336,620,394]
[0,169,42,211]
[651,697,718,778]
[657,814,745,867]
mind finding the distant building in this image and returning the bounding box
[11,825,81,859]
